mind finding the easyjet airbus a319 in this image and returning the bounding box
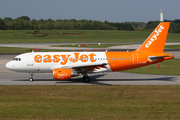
[6,22,173,83]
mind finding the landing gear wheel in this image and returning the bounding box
[29,72,34,82]
[29,77,33,82]
[83,75,90,83]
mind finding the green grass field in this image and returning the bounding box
[0,85,180,120]
[165,45,180,49]
[0,30,180,43]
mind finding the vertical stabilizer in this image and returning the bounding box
[136,22,170,53]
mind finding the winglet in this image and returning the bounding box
[136,22,170,53]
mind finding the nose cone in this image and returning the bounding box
[6,62,13,70]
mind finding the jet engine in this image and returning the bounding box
[53,69,79,80]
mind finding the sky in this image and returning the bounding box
[0,0,180,23]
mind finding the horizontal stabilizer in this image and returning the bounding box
[149,55,173,59]
[148,55,174,61]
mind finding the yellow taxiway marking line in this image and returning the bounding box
[45,73,53,75]
[0,72,16,75]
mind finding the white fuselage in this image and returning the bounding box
[6,52,112,73]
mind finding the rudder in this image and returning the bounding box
[136,22,170,53]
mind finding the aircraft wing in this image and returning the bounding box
[71,63,109,68]
[50,63,109,71]
[71,62,110,73]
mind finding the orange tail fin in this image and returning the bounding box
[136,22,170,53]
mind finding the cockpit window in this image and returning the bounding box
[13,58,21,61]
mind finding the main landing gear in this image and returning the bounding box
[83,75,90,83]
[29,72,34,82]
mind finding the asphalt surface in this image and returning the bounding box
[1,54,180,85]
[1,42,180,51]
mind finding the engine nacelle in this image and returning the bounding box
[53,69,79,80]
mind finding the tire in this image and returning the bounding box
[29,77,33,82]
[83,76,90,83]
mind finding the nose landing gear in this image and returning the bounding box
[29,72,34,82]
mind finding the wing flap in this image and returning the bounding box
[50,63,109,71]
[71,63,109,68]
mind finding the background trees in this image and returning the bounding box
[144,20,180,33]
[0,16,133,31]
[1,16,180,33]
[0,19,6,30]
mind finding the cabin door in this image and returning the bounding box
[133,53,138,65]
[27,54,33,66]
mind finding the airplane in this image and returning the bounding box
[6,22,173,83]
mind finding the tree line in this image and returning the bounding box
[144,19,180,33]
[0,16,180,33]
[0,16,133,31]
[121,20,180,33]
